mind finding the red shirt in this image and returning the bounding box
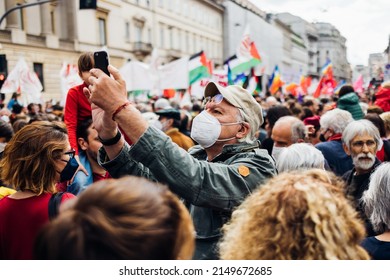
[93,171,111,182]
[64,83,92,155]
[0,192,75,259]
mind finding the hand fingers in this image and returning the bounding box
[83,87,92,102]
[90,68,105,78]
[108,65,124,83]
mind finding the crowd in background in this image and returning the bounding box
[1,53,390,260]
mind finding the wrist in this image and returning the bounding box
[98,130,122,146]
[112,101,131,121]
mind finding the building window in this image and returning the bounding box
[177,30,181,50]
[169,27,173,49]
[33,63,44,91]
[193,33,197,52]
[160,25,164,48]
[159,0,164,7]
[185,32,189,52]
[148,28,152,43]
[50,10,55,34]
[17,4,24,30]
[98,18,107,46]
[135,25,142,42]
[125,22,131,41]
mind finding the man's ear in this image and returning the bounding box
[343,143,351,156]
[77,137,88,151]
[236,122,250,139]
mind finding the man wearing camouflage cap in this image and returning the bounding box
[84,65,276,260]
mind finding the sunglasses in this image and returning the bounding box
[202,93,224,107]
[64,149,76,159]
[202,93,243,110]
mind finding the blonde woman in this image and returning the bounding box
[219,169,369,260]
[0,121,77,259]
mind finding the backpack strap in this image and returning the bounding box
[48,192,64,220]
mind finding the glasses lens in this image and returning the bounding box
[203,94,223,107]
[352,140,376,149]
[214,94,223,104]
[65,149,75,158]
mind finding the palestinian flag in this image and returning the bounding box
[189,51,212,85]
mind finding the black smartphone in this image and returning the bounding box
[93,51,110,76]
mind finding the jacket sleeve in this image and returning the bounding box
[99,127,276,211]
[64,87,80,154]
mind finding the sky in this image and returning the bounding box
[249,0,390,67]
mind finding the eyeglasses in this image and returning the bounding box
[202,93,243,110]
[64,149,76,159]
[202,93,224,107]
[351,140,376,149]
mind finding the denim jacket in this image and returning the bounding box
[66,151,93,195]
[98,126,276,259]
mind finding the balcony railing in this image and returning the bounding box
[132,42,152,55]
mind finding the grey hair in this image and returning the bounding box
[320,108,353,134]
[275,116,307,143]
[291,119,307,143]
[342,119,383,151]
[276,143,325,173]
[237,108,256,144]
[361,162,390,233]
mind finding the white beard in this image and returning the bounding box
[352,152,375,171]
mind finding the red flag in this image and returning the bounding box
[313,76,324,98]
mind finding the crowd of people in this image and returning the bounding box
[1,52,390,260]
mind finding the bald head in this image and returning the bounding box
[272,116,307,147]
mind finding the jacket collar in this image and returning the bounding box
[190,141,261,162]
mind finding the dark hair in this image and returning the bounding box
[338,85,355,98]
[76,118,93,142]
[364,113,386,138]
[367,106,384,115]
[12,119,28,133]
[0,119,14,141]
[266,105,292,129]
[12,103,23,114]
[301,107,314,120]
[78,52,94,73]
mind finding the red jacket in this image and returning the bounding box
[64,83,92,155]
[375,87,390,112]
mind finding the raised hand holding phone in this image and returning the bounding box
[94,51,110,76]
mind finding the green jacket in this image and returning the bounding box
[337,92,364,120]
[98,126,276,259]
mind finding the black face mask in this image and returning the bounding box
[319,133,327,142]
[60,157,79,182]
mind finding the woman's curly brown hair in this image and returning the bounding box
[219,169,369,260]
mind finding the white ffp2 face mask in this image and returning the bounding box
[191,111,222,148]
[191,111,242,148]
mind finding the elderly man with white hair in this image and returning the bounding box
[342,119,383,237]
[315,108,354,176]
